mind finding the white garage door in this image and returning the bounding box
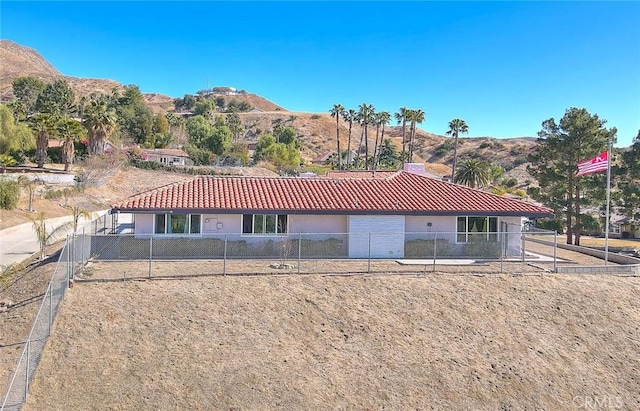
[348,215,405,258]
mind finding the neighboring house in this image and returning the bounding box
[311,150,358,165]
[610,216,639,239]
[110,164,553,258]
[142,148,191,166]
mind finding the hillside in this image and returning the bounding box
[21,274,640,410]
[1,39,540,177]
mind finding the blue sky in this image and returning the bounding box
[2,1,639,147]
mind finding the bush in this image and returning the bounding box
[464,240,501,258]
[0,179,20,210]
[404,239,454,258]
[310,114,322,120]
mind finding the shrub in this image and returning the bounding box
[0,179,20,210]
[464,240,501,258]
[404,239,454,258]
[310,114,321,120]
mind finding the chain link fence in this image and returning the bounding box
[1,221,558,409]
[70,229,559,281]
[1,239,71,411]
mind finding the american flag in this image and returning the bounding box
[576,151,608,177]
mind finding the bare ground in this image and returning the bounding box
[14,263,640,410]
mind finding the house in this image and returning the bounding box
[141,148,191,166]
[610,216,639,239]
[311,150,358,165]
[110,164,553,258]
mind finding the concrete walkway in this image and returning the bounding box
[0,211,107,268]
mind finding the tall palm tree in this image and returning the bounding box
[373,111,391,170]
[343,109,357,169]
[446,118,469,181]
[455,159,490,188]
[83,100,117,155]
[395,107,409,166]
[407,109,425,161]
[29,113,56,168]
[329,104,346,170]
[56,118,85,171]
[358,103,375,170]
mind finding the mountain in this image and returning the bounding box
[0,39,538,180]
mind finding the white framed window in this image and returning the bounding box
[242,214,288,235]
[457,216,498,243]
[155,214,201,234]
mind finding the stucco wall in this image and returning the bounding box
[135,214,154,234]
[289,215,347,234]
[202,214,241,234]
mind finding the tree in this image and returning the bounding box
[29,113,56,168]
[35,79,76,117]
[18,175,42,212]
[0,105,34,156]
[407,109,425,161]
[226,112,243,142]
[372,111,391,170]
[358,103,375,169]
[527,107,616,245]
[377,138,401,169]
[30,212,72,261]
[446,118,469,181]
[330,104,346,170]
[395,107,409,166]
[455,159,491,188]
[56,117,85,171]
[615,131,640,225]
[83,99,117,155]
[12,76,46,115]
[343,109,357,169]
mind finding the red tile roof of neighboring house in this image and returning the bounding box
[111,172,553,217]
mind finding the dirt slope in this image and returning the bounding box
[21,273,640,410]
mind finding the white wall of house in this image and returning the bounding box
[348,215,405,258]
[135,214,154,234]
[202,214,241,234]
[502,217,524,256]
[289,215,347,234]
[405,215,457,243]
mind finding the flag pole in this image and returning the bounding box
[604,140,612,264]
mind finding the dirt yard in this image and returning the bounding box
[17,268,640,410]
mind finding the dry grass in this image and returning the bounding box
[20,268,640,410]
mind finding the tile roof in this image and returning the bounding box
[111,172,553,217]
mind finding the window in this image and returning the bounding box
[242,214,288,235]
[155,214,201,234]
[456,216,498,243]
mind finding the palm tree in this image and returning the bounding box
[329,104,346,170]
[373,111,391,170]
[455,159,490,188]
[343,109,357,169]
[358,103,375,169]
[30,212,72,261]
[395,107,409,166]
[56,118,85,171]
[29,113,56,168]
[407,109,425,161]
[83,99,117,155]
[446,118,469,181]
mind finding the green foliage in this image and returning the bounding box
[193,99,216,118]
[310,114,322,120]
[183,144,215,166]
[226,99,251,112]
[12,76,46,115]
[174,94,197,111]
[0,179,20,210]
[527,107,616,244]
[405,239,454,258]
[0,105,34,155]
[463,239,501,258]
[36,79,76,117]
[254,133,300,171]
[185,115,232,155]
[377,138,401,169]
[455,159,491,188]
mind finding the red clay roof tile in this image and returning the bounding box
[110,172,553,217]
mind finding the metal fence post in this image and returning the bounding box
[223,235,227,276]
[500,234,504,273]
[367,233,372,273]
[521,230,526,263]
[25,340,30,401]
[49,285,52,336]
[553,231,558,273]
[297,235,301,274]
[148,236,153,279]
[432,234,437,273]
